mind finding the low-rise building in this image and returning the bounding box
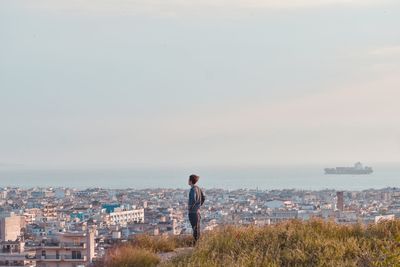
[34,229,95,267]
[108,209,144,226]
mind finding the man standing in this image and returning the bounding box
[188,174,205,243]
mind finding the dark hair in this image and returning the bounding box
[189,174,200,184]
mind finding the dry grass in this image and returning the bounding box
[98,220,400,267]
[102,245,160,267]
[131,234,194,253]
[95,234,193,267]
[166,219,400,267]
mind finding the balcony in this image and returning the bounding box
[37,242,86,249]
[62,255,87,261]
[62,242,86,248]
[39,243,61,249]
[36,255,61,261]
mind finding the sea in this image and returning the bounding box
[0,163,399,190]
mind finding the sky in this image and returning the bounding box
[0,0,400,169]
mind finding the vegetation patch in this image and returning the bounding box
[97,220,400,267]
[165,219,400,267]
[101,245,160,267]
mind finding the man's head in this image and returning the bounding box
[188,174,200,186]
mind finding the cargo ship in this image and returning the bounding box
[324,162,373,175]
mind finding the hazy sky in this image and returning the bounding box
[1,0,400,168]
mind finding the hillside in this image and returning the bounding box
[98,219,400,267]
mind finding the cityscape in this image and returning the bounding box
[2,0,400,265]
[0,186,399,266]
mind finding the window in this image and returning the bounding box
[72,250,82,259]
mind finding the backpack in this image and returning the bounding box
[200,189,205,205]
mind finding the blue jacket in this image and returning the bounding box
[188,185,205,213]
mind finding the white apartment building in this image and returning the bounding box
[108,209,144,226]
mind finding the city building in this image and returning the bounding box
[336,191,344,212]
[107,208,144,226]
[0,240,36,267]
[34,229,95,267]
[0,214,24,241]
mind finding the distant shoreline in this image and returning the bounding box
[0,163,399,190]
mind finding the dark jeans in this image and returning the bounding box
[188,211,201,242]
